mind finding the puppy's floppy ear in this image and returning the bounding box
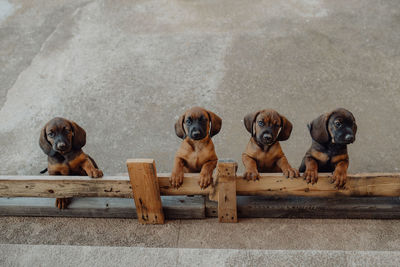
[277,114,293,141]
[39,124,53,156]
[308,112,331,144]
[174,114,186,139]
[69,120,86,150]
[348,110,357,141]
[243,111,259,136]
[207,110,222,138]
[353,120,357,140]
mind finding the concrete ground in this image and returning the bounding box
[1,0,400,175]
[1,217,400,266]
[1,0,400,266]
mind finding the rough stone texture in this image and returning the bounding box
[1,0,400,175]
[1,217,400,252]
[0,216,180,247]
[177,218,400,250]
[1,244,400,267]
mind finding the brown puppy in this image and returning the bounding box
[170,107,222,189]
[39,117,103,209]
[242,109,299,180]
[299,108,357,188]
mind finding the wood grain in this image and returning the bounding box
[127,159,164,224]
[0,196,205,219]
[1,173,400,198]
[216,161,238,223]
[0,175,132,198]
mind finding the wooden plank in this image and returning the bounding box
[162,196,205,219]
[0,175,132,198]
[157,173,214,196]
[216,160,238,223]
[1,172,400,198]
[0,174,213,198]
[236,173,400,197]
[3,195,400,220]
[127,159,164,224]
[0,196,205,219]
[206,196,400,219]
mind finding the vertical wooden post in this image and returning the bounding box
[127,159,165,224]
[216,160,238,223]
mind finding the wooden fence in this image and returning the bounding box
[1,159,400,224]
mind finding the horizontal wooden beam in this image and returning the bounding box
[206,196,400,219]
[236,173,400,197]
[157,173,214,196]
[0,175,133,198]
[0,196,206,219]
[3,196,400,219]
[0,174,214,198]
[1,172,400,198]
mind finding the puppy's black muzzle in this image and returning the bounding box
[188,123,207,140]
[334,130,355,145]
[344,134,354,143]
[53,136,71,153]
[257,129,275,145]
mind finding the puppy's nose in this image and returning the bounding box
[263,133,273,142]
[345,134,354,142]
[192,130,201,138]
[57,142,66,150]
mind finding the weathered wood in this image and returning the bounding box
[157,173,214,196]
[0,175,132,198]
[236,173,400,197]
[0,196,205,219]
[1,172,400,198]
[216,161,238,223]
[0,174,214,198]
[3,195,400,219]
[127,159,164,224]
[206,196,400,219]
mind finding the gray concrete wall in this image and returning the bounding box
[1,0,399,175]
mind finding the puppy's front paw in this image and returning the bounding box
[170,172,184,189]
[331,169,347,189]
[303,168,318,184]
[283,167,300,178]
[199,172,213,189]
[55,198,71,209]
[243,170,259,181]
[88,169,103,178]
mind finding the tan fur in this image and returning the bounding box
[40,117,103,209]
[242,109,298,180]
[311,150,330,163]
[171,107,221,189]
[331,154,349,165]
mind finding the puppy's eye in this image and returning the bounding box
[47,132,54,138]
[186,118,192,126]
[335,121,342,127]
[258,121,264,127]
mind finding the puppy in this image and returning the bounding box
[170,107,222,189]
[299,108,357,188]
[242,109,299,180]
[39,117,103,209]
